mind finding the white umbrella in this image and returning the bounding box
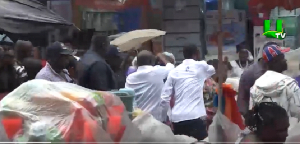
[110,29,166,52]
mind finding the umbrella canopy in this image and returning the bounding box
[110,29,166,52]
[108,32,127,41]
[248,0,300,11]
[0,0,73,34]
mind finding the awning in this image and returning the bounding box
[0,0,73,34]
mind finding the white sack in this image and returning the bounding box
[132,113,197,144]
[286,121,300,143]
[208,111,241,143]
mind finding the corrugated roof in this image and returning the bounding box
[0,0,73,33]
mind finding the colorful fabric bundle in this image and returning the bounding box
[0,80,142,143]
[214,84,245,130]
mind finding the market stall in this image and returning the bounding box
[0,0,73,34]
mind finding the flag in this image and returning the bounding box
[215,84,245,130]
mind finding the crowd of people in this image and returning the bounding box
[1,33,300,143]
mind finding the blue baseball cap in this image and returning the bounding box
[262,44,290,62]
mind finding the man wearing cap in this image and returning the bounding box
[237,42,289,116]
[77,35,116,91]
[35,42,74,83]
[250,48,300,121]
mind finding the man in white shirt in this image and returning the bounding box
[160,44,215,140]
[125,50,175,122]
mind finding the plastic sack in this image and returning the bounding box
[0,79,142,143]
[0,115,10,141]
[132,108,144,119]
[225,77,239,92]
[208,111,241,143]
[132,113,197,144]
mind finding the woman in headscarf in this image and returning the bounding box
[227,48,254,78]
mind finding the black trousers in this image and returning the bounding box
[172,118,208,140]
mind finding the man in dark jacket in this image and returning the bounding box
[106,45,125,89]
[77,35,116,91]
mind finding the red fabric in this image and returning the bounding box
[106,105,125,143]
[248,0,300,11]
[250,10,270,26]
[248,0,300,26]
[41,60,47,67]
[83,121,97,142]
[2,118,22,139]
[71,108,85,141]
[74,0,122,10]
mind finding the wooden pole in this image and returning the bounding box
[217,0,223,112]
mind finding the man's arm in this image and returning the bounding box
[155,63,175,78]
[237,74,250,116]
[155,53,175,78]
[160,75,174,121]
[89,61,109,91]
[197,61,216,79]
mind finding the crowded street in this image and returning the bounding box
[1,0,300,143]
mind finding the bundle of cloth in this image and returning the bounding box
[0,79,141,142]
